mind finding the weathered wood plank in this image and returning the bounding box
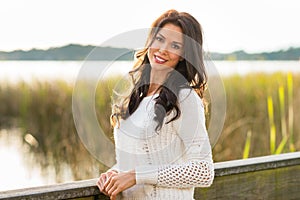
[195,164,300,199]
[0,179,109,200]
[215,151,300,176]
[1,152,300,199]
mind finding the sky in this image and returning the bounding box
[0,0,299,53]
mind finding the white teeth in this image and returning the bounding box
[155,56,166,62]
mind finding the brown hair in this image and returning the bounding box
[111,9,207,131]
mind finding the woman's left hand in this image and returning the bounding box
[104,170,136,200]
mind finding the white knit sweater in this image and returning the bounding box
[111,88,214,200]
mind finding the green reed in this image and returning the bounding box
[214,72,300,161]
[267,96,276,154]
[267,73,295,155]
[242,130,252,159]
[0,73,299,170]
[287,73,295,152]
[241,73,297,159]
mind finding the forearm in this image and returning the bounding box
[135,159,214,188]
[157,160,214,188]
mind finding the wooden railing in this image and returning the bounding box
[1,152,300,200]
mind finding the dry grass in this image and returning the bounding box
[0,73,299,180]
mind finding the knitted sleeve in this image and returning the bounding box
[135,89,214,188]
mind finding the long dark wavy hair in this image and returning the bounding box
[111,9,207,131]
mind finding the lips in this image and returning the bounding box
[154,55,167,64]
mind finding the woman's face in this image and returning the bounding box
[148,23,184,72]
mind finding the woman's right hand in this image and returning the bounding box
[96,170,118,196]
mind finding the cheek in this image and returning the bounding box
[150,40,160,49]
[169,53,181,62]
[147,47,156,58]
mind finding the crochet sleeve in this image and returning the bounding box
[135,89,214,188]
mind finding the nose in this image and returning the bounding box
[158,43,168,54]
[158,48,167,55]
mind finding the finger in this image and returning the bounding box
[107,171,114,177]
[106,176,119,196]
[106,178,120,196]
[96,178,102,190]
[98,177,105,188]
[110,194,116,200]
[99,175,107,189]
[109,189,120,200]
[97,183,108,196]
[106,171,116,180]
[104,174,115,189]
[107,184,118,197]
[97,175,109,195]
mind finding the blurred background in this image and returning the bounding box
[0,0,299,192]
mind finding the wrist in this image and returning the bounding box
[128,170,136,185]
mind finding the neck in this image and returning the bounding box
[147,69,170,96]
[147,83,160,96]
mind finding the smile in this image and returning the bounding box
[154,55,167,64]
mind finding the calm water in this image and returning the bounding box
[0,60,300,84]
[0,60,299,191]
[0,128,74,191]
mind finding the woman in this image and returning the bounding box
[97,9,214,200]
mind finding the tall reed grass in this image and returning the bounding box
[213,72,300,161]
[0,80,110,181]
[243,73,295,159]
[0,72,299,177]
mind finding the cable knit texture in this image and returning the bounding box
[112,88,214,199]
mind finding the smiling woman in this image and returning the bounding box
[147,23,185,96]
[96,9,214,200]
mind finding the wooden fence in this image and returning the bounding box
[1,152,300,200]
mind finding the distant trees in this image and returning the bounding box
[207,47,300,60]
[0,44,299,60]
[0,44,134,61]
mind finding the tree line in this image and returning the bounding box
[0,44,299,60]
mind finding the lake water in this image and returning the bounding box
[0,128,74,191]
[0,60,299,192]
[0,60,300,84]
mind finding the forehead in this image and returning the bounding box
[158,23,183,42]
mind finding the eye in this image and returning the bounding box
[171,43,181,50]
[155,36,164,42]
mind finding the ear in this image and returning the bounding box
[179,57,184,61]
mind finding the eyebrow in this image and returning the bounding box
[157,33,183,46]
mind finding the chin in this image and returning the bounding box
[150,63,173,71]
